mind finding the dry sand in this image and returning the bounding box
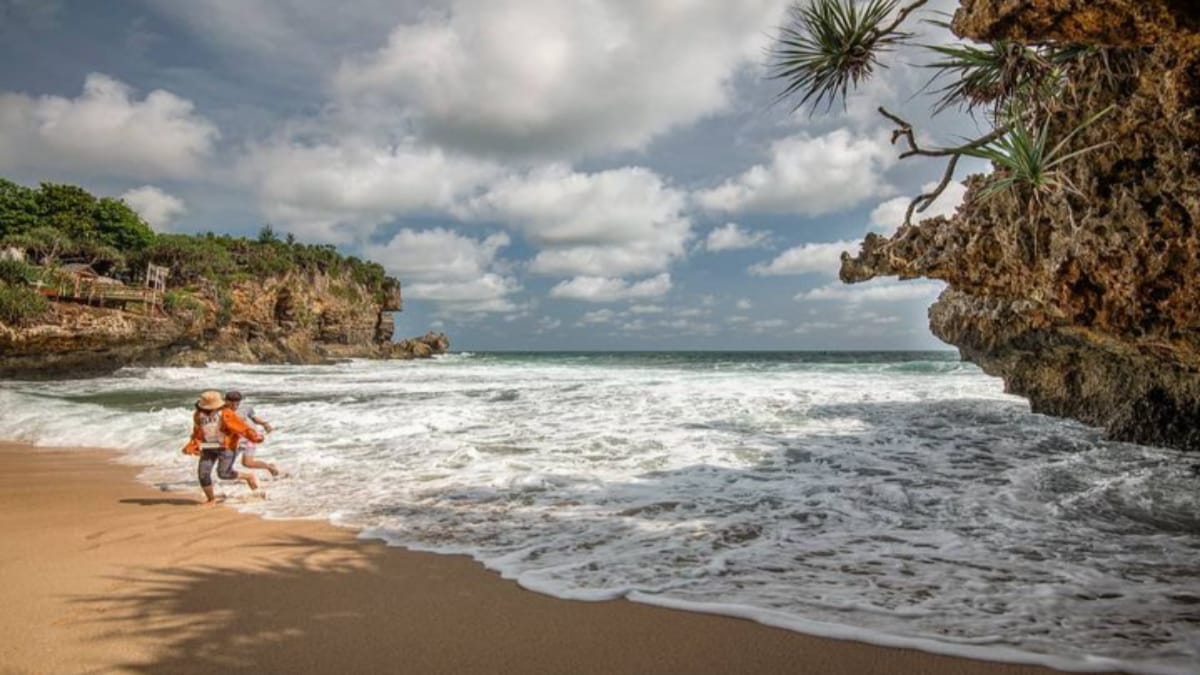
[0,441,1109,674]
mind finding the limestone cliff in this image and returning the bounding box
[842,0,1200,449]
[0,270,449,378]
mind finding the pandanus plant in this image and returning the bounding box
[769,0,1125,224]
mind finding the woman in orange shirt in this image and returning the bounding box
[183,390,264,504]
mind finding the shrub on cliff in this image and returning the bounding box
[0,258,37,285]
[0,283,49,326]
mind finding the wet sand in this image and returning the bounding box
[0,441,1109,674]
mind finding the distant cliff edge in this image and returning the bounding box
[0,180,448,378]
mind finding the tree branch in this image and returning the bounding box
[878,0,928,39]
[877,106,1013,226]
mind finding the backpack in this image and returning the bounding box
[197,410,225,450]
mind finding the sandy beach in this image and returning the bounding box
[0,441,1109,675]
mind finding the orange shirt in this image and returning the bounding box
[182,407,264,455]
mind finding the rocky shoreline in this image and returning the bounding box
[0,269,449,379]
[841,0,1200,451]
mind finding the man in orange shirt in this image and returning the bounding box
[183,390,264,505]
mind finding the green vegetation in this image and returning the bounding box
[0,284,49,325]
[0,179,154,274]
[0,258,37,285]
[963,106,1114,204]
[769,0,1125,222]
[0,178,401,318]
[771,0,911,112]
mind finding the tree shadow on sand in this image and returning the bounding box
[65,533,903,675]
[119,498,202,507]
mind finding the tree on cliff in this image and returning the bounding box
[770,0,1120,225]
[1,180,155,272]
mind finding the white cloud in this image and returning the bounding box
[549,273,671,303]
[463,165,691,277]
[797,280,945,303]
[629,304,664,314]
[696,129,895,215]
[535,316,562,332]
[579,309,617,325]
[241,138,500,243]
[752,318,788,332]
[703,222,771,252]
[120,186,186,230]
[868,180,968,236]
[749,240,855,277]
[365,228,521,313]
[0,73,218,178]
[736,298,752,310]
[334,0,787,159]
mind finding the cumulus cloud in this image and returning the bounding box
[696,129,895,215]
[0,73,218,178]
[462,165,691,277]
[120,186,186,229]
[751,318,788,333]
[365,228,521,313]
[333,0,786,159]
[749,240,855,277]
[868,180,968,236]
[549,273,671,303]
[240,138,500,243]
[579,308,617,325]
[703,222,770,252]
[629,304,664,314]
[797,280,945,303]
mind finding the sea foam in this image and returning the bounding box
[2,352,1197,675]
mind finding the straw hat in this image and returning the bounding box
[196,390,225,411]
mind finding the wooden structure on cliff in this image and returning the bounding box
[36,263,168,313]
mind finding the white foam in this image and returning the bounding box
[2,354,1198,674]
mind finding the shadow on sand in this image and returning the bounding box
[119,498,202,507]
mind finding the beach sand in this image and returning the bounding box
[0,441,1108,675]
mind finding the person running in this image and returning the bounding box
[182,390,263,505]
[224,390,281,478]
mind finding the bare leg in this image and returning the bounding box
[241,472,259,491]
[201,484,217,506]
[241,455,279,477]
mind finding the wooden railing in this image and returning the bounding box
[38,280,158,310]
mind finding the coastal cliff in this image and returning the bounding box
[841,0,1200,449]
[0,269,449,378]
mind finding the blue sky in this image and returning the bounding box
[0,0,992,351]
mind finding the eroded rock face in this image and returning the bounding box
[0,271,446,378]
[841,0,1200,450]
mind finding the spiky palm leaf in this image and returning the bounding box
[964,105,1114,202]
[771,0,912,112]
[921,28,1053,116]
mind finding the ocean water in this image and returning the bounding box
[3,351,1199,674]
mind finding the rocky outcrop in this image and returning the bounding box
[0,270,449,378]
[841,0,1200,450]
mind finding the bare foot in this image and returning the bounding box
[246,474,259,491]
[200,498,220,508]
[268,464,280,478]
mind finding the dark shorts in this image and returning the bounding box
[197,448,239,487]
